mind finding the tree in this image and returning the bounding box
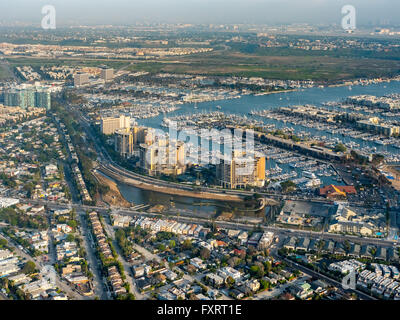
[182,239,192,250]
[260,279,271,290]
[369,247,377,257]
[22,261,36,274]
[66,234,75,242]
[343,240,351,253]
[67,220,77,230]
[0,239,7,248]
[226,276,235,288]
[280,180,296,193]
[264,261,272,274]
[125,293,135,300]
[316,240,325,258]
[200,248,210,260]
[169,240,176,249]
[227,257,240,268]
[253,262,265,278]
[334,143,347,153]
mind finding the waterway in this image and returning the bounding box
[115,176,266,220]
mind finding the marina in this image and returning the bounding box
[133,80,400,188]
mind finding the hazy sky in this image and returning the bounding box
[0,0,398,26]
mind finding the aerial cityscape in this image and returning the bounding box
[0,0,400,309]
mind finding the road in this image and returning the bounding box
[255,275,311,300]
[100,212,144,299]
[279,256,377,300]
[17,197,400,248]
[77,210,109,300]
[0,232,85,300]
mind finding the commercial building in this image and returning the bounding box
[73,73,89,87]
[319,185,357,199]
[328,221,374,236]
[328,203,382,236]
[0,197,19,208]
[101,68,114,82]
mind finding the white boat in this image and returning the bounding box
[305,178,322,188]
[303,171,317,179]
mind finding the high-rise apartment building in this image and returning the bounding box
[115,128,134,158]
[139,139,186,176]
[216,152,265,189]
[4,85,51,110]
[35,89,51,110]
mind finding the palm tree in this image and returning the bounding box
[316,240,325,258]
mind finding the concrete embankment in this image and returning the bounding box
[97,166,244,202]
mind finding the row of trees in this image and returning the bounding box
[0,207,48,230]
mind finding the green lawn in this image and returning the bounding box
[128,49,400,82]
[0,64,13,80]
[6,57,130,70]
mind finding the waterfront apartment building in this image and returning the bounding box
[114,128,134,158]
[101,115,131,135]
[356,117,400,137]
[113,126,155,158]
[139,139,186,176]
[346,95,400,110]
[101,68,114,82]
[133,126,154,146]
[216,151,266,189]
[74,73,90,87]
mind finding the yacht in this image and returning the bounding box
[305,178,322,188]
[303,171,317,179]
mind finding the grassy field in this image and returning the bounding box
[126,49,400,82]
[0,64,13,80]
[5,47,400,83]
[6,57,130,70]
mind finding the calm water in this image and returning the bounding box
[139,81,400,129]
[139,81,400,155]
[116,177,266,218]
